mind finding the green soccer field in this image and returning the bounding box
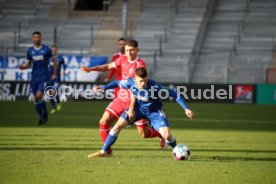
[0,100,275,184]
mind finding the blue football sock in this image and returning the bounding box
[38,98,48,117]
[50,99,56,109]
[102,130,118,152]
[166,137,177,149]
[34,101,43,117]
[55,95,60,104]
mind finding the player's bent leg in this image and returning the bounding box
[136,124,147,138]
[135,119,160,138]
[99,111,118,155]
[158,127,177,149]
[34,91,48,125]
[88,118,129,158]
[110,117,129,134]
[135,119,166,150]
[34,91,43,102]
[101,98,127,155]
[56,95,62,111]
[50,98,57,114]
[99,111,118,142]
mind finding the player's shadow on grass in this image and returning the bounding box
[0,146,167,152]
[191,148,276,154]
[0,147,275,162]
[191,155,276,162]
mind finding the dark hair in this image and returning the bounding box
[118,37,126,42]
[125,39,138,48]
[32,31,41,36]
[135,67,147,78]
[51,44,57,48]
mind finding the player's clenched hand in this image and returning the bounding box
[51,73,57,80]
[104,78,110,83]
[92,86,104,93]
[127,109,135,123]
[185,109,195,120]
[80,66,92,73]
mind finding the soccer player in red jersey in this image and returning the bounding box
[80,39,165,155]
[104,37,126,98]
[104,37,126,83]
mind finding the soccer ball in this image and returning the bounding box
[172,144,190,160]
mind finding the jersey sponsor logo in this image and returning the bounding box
[137,95,149,102]
[32,55,44,61]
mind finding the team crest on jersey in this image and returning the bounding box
[129,68,134,74]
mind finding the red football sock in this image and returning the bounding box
[145,128,162,138]
[151,128,162,138]
[99,124,110,143]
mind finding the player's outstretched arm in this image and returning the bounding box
[104,69,116,83]
[18,60,32,70]
[92,79,130,93]
[168,88,195,120]
[80,63,114,73]
[104,78,132,90]
[104,80,121,90]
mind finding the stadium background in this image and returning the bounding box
[1,0,276,104]
[0,0,276,184]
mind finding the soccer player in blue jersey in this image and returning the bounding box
[19,31,58,125]
[88,67,195,157]
[48,45,66,114]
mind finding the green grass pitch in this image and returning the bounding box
[0,100,275,184]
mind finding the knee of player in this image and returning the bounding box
[34,96,42,102]
[159,129,171,140]
[162,134,170,141]
[111,126,122,134]
[99,118,110,126]
[136,127,147,138]
[139,131,147,138]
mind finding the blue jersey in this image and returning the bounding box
[49,55,66,82]
[27,44,52,81]
[104,78,189,115]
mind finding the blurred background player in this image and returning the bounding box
[48,45,67,114]
[80,39,165,155]
[104,37,126,84]
[104,37,126,99]
[18,31,57,125]
[88,67,195,158]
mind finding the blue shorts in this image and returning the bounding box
[48,79,60,90]
[121,108,170,131]
[30,78,48,95]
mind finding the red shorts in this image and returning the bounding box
[105,97,130,119]
[105,97,149,128]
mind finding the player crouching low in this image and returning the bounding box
[88,67,195,158]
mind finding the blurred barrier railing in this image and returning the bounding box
[188,0,216,82]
